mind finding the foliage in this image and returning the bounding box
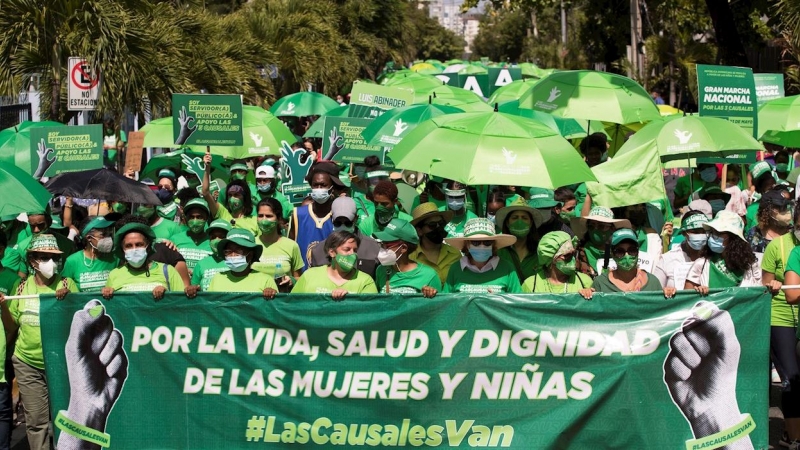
[471,7,531,62]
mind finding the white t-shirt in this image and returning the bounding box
[685,257,762,287]
[653,246,698,289]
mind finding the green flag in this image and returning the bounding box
[587,142,668,208]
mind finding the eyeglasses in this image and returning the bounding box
[333,219,353,228]
[470,240,494,247]
[423,220,445,229]
[612,246,639,258]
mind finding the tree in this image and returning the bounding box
[406,6,465,62]
[471,7,531,62]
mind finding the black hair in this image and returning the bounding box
[554,187,575,204]
[363,155,381,170]
[487,190,505,205]
[175,187,200,206]
[580,133,606,155]
[256,197,284,227]
[226,180,254,216]
[723,235,757,274]
[501,210,538,253]
[323,231,360,262]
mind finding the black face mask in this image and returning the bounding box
[156,188,174,203]
[424,228,447,244]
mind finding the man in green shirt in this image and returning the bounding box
[358,180,413,237]
[61,216,119,292]
[171,199,213,273]
[188,220,231,293]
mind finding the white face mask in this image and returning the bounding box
[36,258,57,279]
[377,247,399,266]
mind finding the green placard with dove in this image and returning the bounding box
[172,94,244,146]
[322,117,385,164]
[29,125,103,179]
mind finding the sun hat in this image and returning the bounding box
[255,166,276,179]
[569,206,632,240]
[207,219,232,233]
[217,228,263,261]
[698,185,731,204]
[702,210,745,242]
[537,231,576,266]
[183,198,210,216]
[528,187,560,209]
[81,216,114,239]
[444,218,516,249]
[373,219,419,245]
[28,234,62,254]
[114,222,156,256]
[750,161,773,180]
[610,228,638,246]
[687,200,713,219]
[495,197,545,231]
[410,202,454,226]
[680,213,709,233]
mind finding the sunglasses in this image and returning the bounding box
[558,252,575,262]
[423,220,445,229]
[333,219,354,228]
[470,240,494,247]
[612,246,639,258]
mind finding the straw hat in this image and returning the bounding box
[703,210,745,242]
[445,218,516,249]
[495,197,545,231]
[569,206,632,240]
[28,234,63,254]
[410,202,454,226]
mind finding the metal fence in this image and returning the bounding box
[0,103,32,129]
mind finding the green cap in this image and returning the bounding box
[81,216,114,238]
[183,198,210,216]
[230,163,248,173]
[681,213,709,232]
[114,223,156,257]
[50,215,66,230]
[776,163,789,173]
[373,219,419,244]
[218,228,263,261]
[528,187,560,209]
[207,219,232,232]
[610,228,638,246]
[158,169,177,181]
[750,161,772,180]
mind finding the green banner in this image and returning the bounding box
[29,124,102,179]
[322,117,385,164]
[696,64,758,139]
[435,74,460,87]
[458,74,490,99]
[487,68,522,96]
[278,141,313,204]
[348,82,414,119]
[172,94,244,146]
[41,289,770,449]
[754,73,785,107]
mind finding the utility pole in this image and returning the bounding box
[561,0,567,44]
[629,0,639,80]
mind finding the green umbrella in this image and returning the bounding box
[414,85,492,111]
[269,92,340,117]
[360,103,463,147]
[444,59,464,66]
[141,107,295,158]
[0,120,66,173]
[0,162,51,217]
[487,79,542,105]
[518,63,551,79]
[303,105,350,138]
[614,115,763,163]
[497,100,586,139]
[458,65,488,75]
[389,112,597,188]
[758,95,800,146]
[518,70,661,125]
[141,149,229,182]
[383,72,443,91]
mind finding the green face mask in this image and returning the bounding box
[588,229,610,246]
[375,205,394,226]
[559,211,572,224]
[187,219,206,234]
[210,238,222,256]
[231,173,246,181]
[112,202,128,214]
[228,197,243,212]
[614,254,638,271]
[334,253,357,272]
[258,219,277,235]
[137,206,155,219]
[555,258,576,276]
[508,219,531,237]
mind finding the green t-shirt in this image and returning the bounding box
[762,233,799,327]
[674,175,716,203]
[191,255,228,292]
[521,270,593,293]
[443,258,522,294]
[104,129,126,162]
[216,203,259,235]
[254,190,294,220]
[498,247,539,283]
[61,251,120,292]
[779,244,800,329]
[207,270,278,293]
[10,276,78,370]
[292,266,378,295]
[746,201,759,231]
[2,247,24,275]
[358,209,414,238]
[592,271,663,293]
[171,231,212,272]
[254,237,304,276]
[152,218,182,241]
[0,267,19,295]
[157,201,180,221]
[106,261,185,292]
[375,263,442,294]
[441,209,478,238]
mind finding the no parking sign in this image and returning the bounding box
[67,56,100,111]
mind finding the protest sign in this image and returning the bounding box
[172,94,243,146]
[754,73,785,107]
[278,141,313,204]
[696,64,758,138]
[348,82,415,119]
[487,68,522,97]
[124,131,145,173]
[41,289,769,449]
[29,125,102,179]
[322,117,385,164]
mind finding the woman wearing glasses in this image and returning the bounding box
[442,218,521,294]
[684,210,761,293]
[580,228,669,299]
[522,231,592,293]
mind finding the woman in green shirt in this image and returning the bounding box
[495,199,544,284]
[580,228,670,299]
[202,152,257,235]
[292,231,378,299]
[61,216,119,292]
[522,231,592,293]
[254,198,303,292]
[442,218,521,294]
[206,229,277,298]
[1,234,76,450]
[374,219,441,297]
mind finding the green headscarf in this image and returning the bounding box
[537,231,576,267]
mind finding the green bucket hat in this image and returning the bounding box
[528,187,560,209]
[207,219,232,233]
[114,223,156,257]
[373,219,419,244]
[218,228,263,261]
[50,215,66,231]
[81,216,114,239]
